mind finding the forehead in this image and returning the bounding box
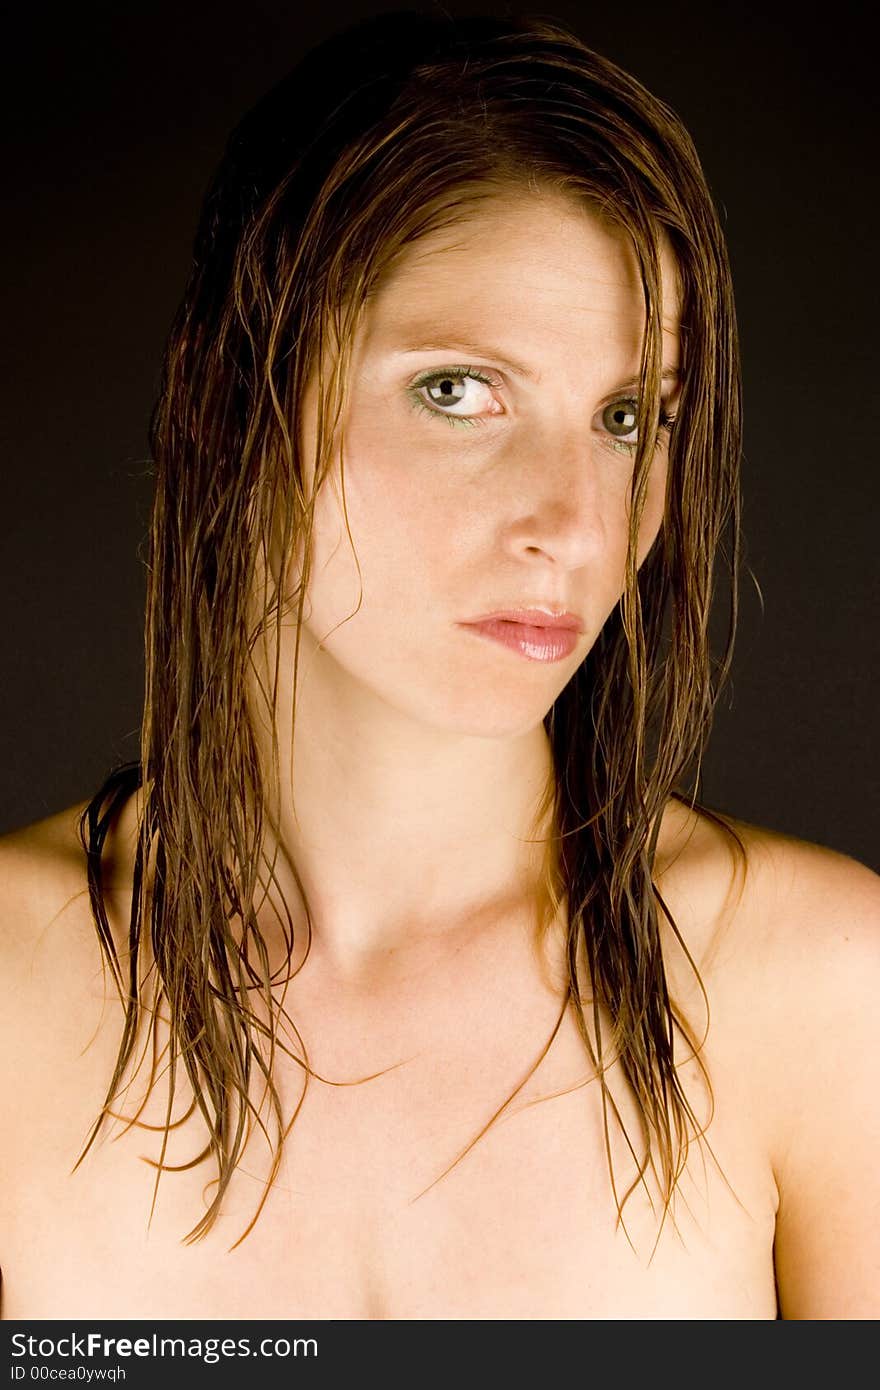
[362,189,682,363]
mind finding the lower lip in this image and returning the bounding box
[459,619,580,662]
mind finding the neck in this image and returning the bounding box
[251,628,558,982]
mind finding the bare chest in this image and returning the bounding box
[2,994,778,1320]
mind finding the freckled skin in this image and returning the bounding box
[243,190,684,967]
[288,190,680,745]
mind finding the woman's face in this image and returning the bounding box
[293,189,681,739]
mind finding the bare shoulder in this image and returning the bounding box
[0,787,141,942]
[0,801,95,965]
[655,794,880,1318]
[654,793,880,982]
[0,798,144,1320]
[0,796,133,1100]
[653,793,880,1061]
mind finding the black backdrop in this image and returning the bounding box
[2,0,878,871]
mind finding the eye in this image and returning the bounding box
[406,366,502,430]
[598,396,677,454]
[602,398,639,438]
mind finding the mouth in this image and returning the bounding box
[457,615,581,663]
[463,607,584,631]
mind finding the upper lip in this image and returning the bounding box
[462,607,584,632]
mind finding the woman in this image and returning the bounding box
[1,10,877,1320]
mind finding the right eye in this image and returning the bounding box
[406,366,504,429]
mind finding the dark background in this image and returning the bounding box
[2,1,878,869]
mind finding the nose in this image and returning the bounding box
[499,428,611,571]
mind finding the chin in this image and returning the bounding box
[409,691,559,742]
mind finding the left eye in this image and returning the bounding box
[602,399,639,438]
[407,367,499,424]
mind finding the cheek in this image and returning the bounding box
[635,454,669,565]
[300,446,448,628]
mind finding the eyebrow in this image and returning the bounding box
[391,338,681,389]
[394,339,538,379]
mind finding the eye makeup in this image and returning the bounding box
[603,398,678,455]
[406,365,501,431]
[405,363,677,452]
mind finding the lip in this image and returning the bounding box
[458,611,583,663]
[464,608,584,631]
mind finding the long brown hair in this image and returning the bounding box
[78,9,746,1248]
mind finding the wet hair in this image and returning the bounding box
[79,8,746,1247]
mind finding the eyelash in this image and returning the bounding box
[406,364,677,452]
[406,365,500,431]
